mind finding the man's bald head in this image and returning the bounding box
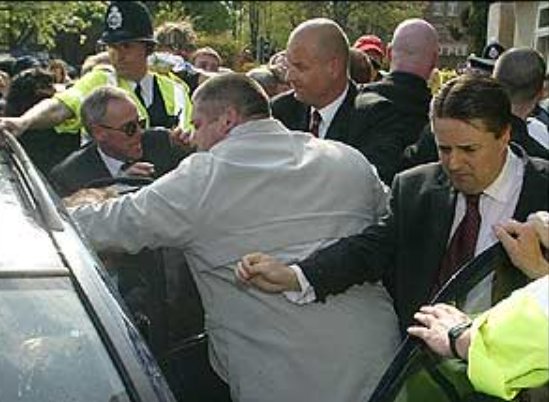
[285,18,349,108]
[288,18,349,68]
[389,18,439,80]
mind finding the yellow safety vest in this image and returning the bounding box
[468,275,549,400]
[54,69,193,133]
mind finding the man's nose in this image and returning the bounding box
[446,151,463,171]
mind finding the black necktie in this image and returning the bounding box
[134,82,146,107]
[435,194,482,292]
[309,110,321,137]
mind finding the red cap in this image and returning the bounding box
[353,35,385,59]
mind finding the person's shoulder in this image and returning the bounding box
[527,155,549,174]
[51,143,95,172]
[151,70,189,91]
[395,162,445,187]
[353,88,393,115]
[513,144,549,173]
[320,138,375,169]
[271,90,298,108]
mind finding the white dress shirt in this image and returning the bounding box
[311,84,349,139]
[526,117,549,150]
[131,73,154,108]
[288,147,525,304]
[97,147,125,177]
[449,148,524,255]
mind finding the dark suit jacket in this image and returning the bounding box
[300,145,549,332]
[49,127,189,196]
[360,71,431,151]
[271,81,408,185]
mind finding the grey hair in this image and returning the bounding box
[80,85,133,136]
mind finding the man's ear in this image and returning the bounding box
[223,106,240,132]
[92,126,106,142]
[386,44,393,63]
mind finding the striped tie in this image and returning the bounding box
[309,109,321,137]
[435,193,482,291]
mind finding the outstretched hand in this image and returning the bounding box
[0,117,28,138]
[235,252,301,293]
[123,161,156,177]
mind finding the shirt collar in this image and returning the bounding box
[97,146,125,177]
[130,73,154,106]
[311,83,349,130]
[482,147,522,203]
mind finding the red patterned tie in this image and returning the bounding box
[309,109,321,137]
[435,194,481,291]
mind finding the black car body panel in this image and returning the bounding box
[0,131,176,402]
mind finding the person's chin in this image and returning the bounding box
[450,176,479,195]
[130,148,143,160]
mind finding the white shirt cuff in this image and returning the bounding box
[283,264,316,305]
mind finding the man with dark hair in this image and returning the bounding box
[49,86,187,197]
[493,47,548,159]
[4,67,80,175]
[238,74,549,334]
[0,1,192,139]
[68,72,399,402]
[405,46,548,166]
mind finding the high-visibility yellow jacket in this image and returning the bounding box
[468,275,549,400]
[54,68,192,134]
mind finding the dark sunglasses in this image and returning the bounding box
[98,117,147,137]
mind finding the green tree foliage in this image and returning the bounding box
[148,1,232,33]
[459,2,489,55]
[0,1,482,70]
[0,1,106,51]
[230,1,426,56]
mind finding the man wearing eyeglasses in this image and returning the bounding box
[0,1,192,144]
[50,86,188,197]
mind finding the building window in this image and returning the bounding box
[538,4,549,29]
[432,2,444,17]
[447,2,459,17]
[536,3,549,55]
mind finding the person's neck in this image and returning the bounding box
[119,67,148,83]
[390,61,431,81]
[511,102,535,121]
[312,81,347,109]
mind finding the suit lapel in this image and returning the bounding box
[513,156,549,221]
[83,144,113,181]
[426,168,456,282]
[326,82,357,142]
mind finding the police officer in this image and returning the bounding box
[0,1,192,140]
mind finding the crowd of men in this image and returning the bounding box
[0,1,547,402]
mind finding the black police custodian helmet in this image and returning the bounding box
[467,41,505,73]
[99,1,156,45]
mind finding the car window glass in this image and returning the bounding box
[370,245,527,402]
[0,277,131,402]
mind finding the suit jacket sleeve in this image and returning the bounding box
[300,174,403,301]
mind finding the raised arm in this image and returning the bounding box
[0,97,73,137]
